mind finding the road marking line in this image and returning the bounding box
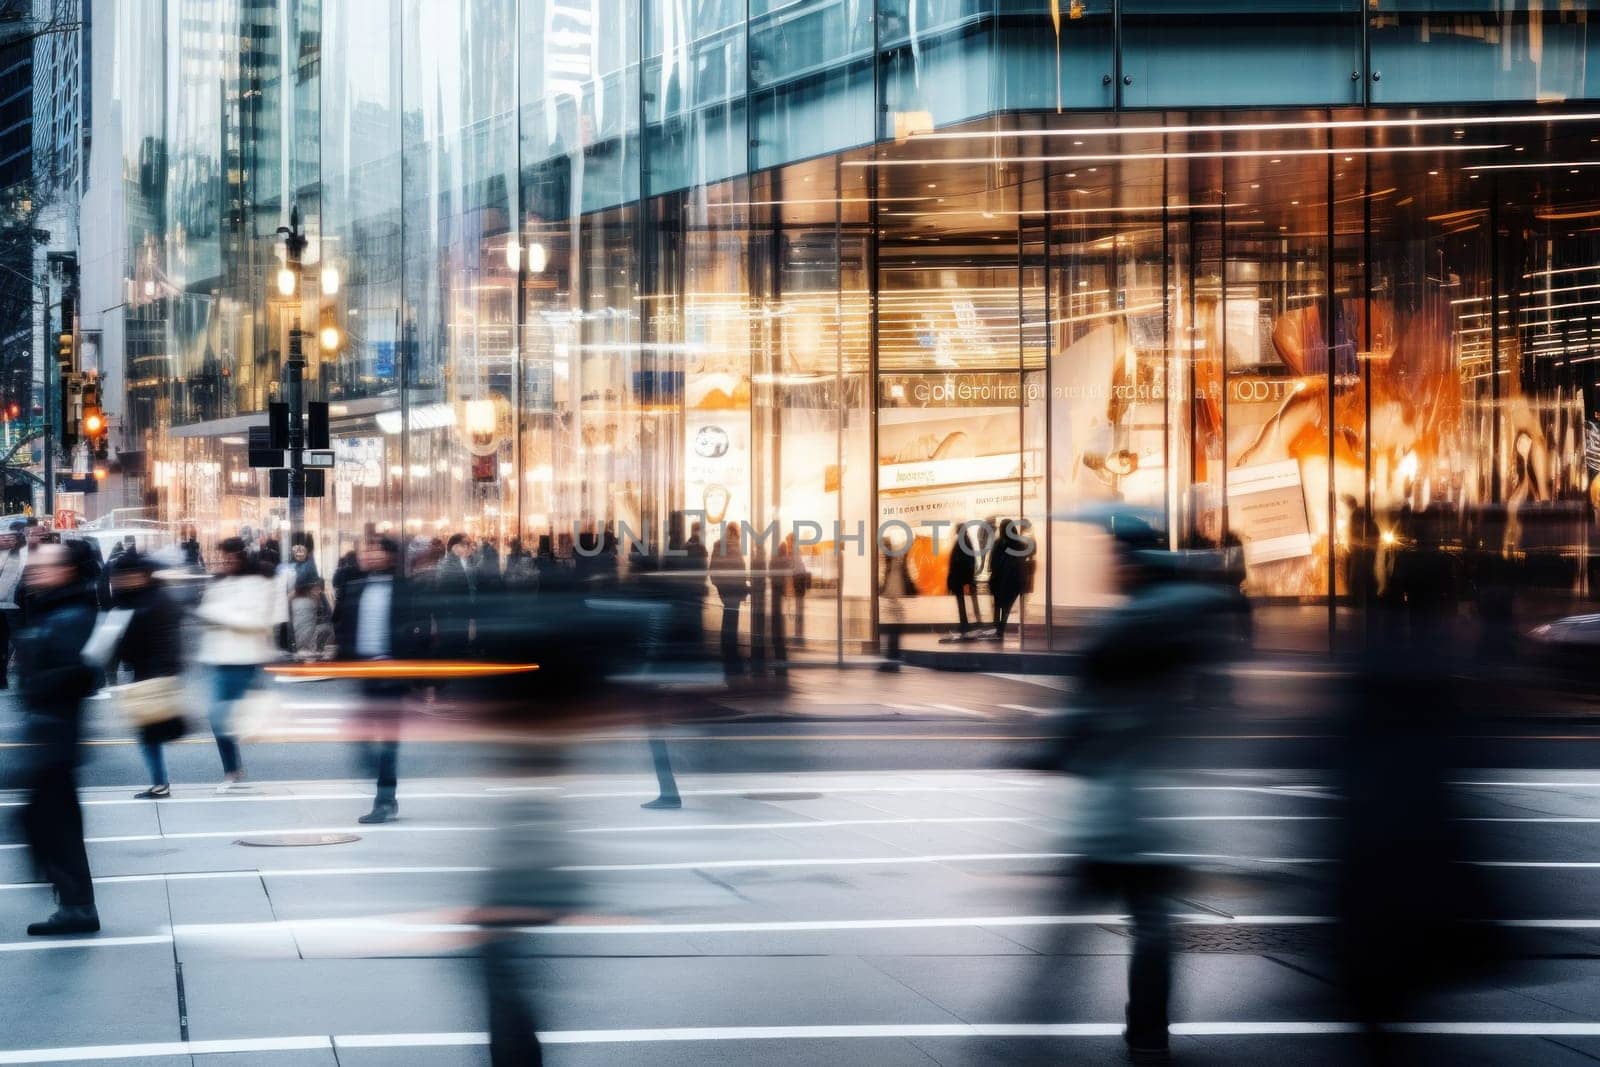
[928,703,988,719]
[0,865,491,891]
[21,912,1600,954]
[1455,781,1600,788]
[0,824,497,850]
[0,791,502,809]
[11,1020,1600,1060]
[1149,815,1333,822]
[561,785,1042,799]
[0,1036,334,1063]
[570,816,1033,834]
[556,852,1075,873]
[0,934,171,952]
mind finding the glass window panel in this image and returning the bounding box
[643,0,749,195]
[1371,2,1596,104]
[1121,1,1362,108]
[878,24,993,134]
[994,0,1115,113]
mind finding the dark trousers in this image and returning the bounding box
[720,602,743,676]
[993,595,1018,639]
[954,587,975,633]
[770,591,787,663]
[648,736,680,802]
[1091,862,1171,1049]
[750,591,767,670]
[21,763,94,907]
[359,681,404,805]
[210,664,256,775]
[0,609,11,686]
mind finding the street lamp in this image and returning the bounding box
[275,204,309,546]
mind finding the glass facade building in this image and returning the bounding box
[92,1,1600,653]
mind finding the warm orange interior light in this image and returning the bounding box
[83,412,104,434]
[266,660,540,680]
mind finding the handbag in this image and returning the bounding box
[111,674,187,728]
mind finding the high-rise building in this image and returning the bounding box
[78,2,1600,653]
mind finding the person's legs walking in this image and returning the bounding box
[357,685,403,823]
[955,590,970,634]
[641,736,682,810]
[1124,866,1172,1060]
[138,739,169,792]
[770,596,787,666]
[209,665,252,779]
[0,610,12,689]
[720,604,742,677]
[25,765,97,934]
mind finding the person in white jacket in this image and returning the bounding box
[194,537,284,791]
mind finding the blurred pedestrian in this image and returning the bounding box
[1049,523,1240,1063]
[879,535,910,669]
[1335,533,1506,1052]
[0,527,23,687]
[436,533,476,657]
[533,534,568,592]
[504,537,536,589]
[710,522,748,678]
[988,518,1030,642]
[194,537,280,792]
[334,536,419,825]
[749,541,768,673]
[331,546,361,602]
[108,552,186,799]
[179,524,204,570]
[477,536,503,592]
[289,576,331,658]
[15,542,101,935]
[771,533,795,667]
[944,521,981,640]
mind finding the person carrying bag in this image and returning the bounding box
[104,553,186,799]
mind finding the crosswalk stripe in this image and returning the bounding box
[556,851,1075,873]
[0,866,491,891]
[9,1020,1600,1061]
[570,816,1034,834]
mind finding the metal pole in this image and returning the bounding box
[279,205,308,549]
[42,289,53,515]
[42,276,53,516]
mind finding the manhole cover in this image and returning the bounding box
[741,792,822,801]
[235,833,361,847]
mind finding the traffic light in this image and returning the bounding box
[60,372,81,450]
[81,380,107,459]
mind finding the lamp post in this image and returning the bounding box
[275,204,308,547]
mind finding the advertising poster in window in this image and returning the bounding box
[877,374,1041,596]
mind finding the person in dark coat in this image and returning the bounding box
[476,537,503,592]
[709,523,748,678]
[946,521,981,638]
[109,552,186,799]
[333,536,427,824]
[434,533,476,657]
[331,548,361,602]
[987,519,1032,642]
[16,541,101,935]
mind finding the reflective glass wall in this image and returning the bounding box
[98,0,1600,656]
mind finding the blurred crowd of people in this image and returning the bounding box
[0,507,1537,1062]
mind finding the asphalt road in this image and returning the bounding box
[3,664,1600,1064]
